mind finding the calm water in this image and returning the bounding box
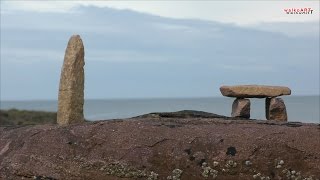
[1,96,319,124]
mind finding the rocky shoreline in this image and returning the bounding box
[0,110,319,179]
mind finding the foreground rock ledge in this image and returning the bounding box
[1,111,319,180]
[220,85,291,98]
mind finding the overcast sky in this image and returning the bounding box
[2,1,319,24]
[0,1,319,100]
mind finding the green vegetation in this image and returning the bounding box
[0,109,57,126]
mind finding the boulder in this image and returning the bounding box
[220,85,291,98]
[57,35,85,125]
[266,97,287,121]
[232,98,250,118]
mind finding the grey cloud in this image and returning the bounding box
[1,6,319,100]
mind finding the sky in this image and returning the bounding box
[0,1,319,100]
[2,1,319,25]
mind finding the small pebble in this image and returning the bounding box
[228,160,234,165]
[212,174,217,179]
[202,162,207,168]
[232,162,237,168]
[211,169,217,174]
[282,169,288,174]
[245,160,252,166]
[213,161,219,167]
[173,169,182,174]
[276,165,282,169]
[279,160,285,165]
[286,173,291,178]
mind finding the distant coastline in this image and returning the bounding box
[1,95,319,102]
[1,96,319,124]
[0,109,56,126]
[2,110,320,179]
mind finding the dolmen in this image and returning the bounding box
[220,85,291,121]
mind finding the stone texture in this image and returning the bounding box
[1,113,320,179]
[266,97,287,121]
[57,35,85,125]
[220,85,291,98]
[231,98,250,118]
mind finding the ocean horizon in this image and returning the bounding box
[1,96,319,124]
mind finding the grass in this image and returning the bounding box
[0,109,57,126]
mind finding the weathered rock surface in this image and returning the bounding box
[232,98,250,118]
[266,98,288,121]
[1,111,319,179]
[220,85,291,98]
[57,35,85,125]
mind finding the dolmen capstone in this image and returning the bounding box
[220,85,291,121]
[57,35,85,125]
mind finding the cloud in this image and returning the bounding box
[219,64,275,72]
[2,1,319,25]
[1,1,79,13]
[1,48,63,63]
[87,50,170,63]
[1,11,124,34]
[0,5,319,100]
[152,23,193,31]
[2,1,318,37]
[248,21,319,37]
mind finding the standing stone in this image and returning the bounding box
[57,35,85,125]
[266,98,287,121]
[232,98,251,119]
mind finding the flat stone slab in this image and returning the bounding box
[220,85,291,98]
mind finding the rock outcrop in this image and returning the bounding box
[0,111,319,179]
[266,98,288,121]
[57,35,85,125]
[220,85,291,98]
[231,98,250,118]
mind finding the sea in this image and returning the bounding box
[1,96,319,124]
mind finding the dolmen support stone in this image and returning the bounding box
[232,98,250,118]
[57,35,85,125]
[220,85,291,121]
[266,98,287,121]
